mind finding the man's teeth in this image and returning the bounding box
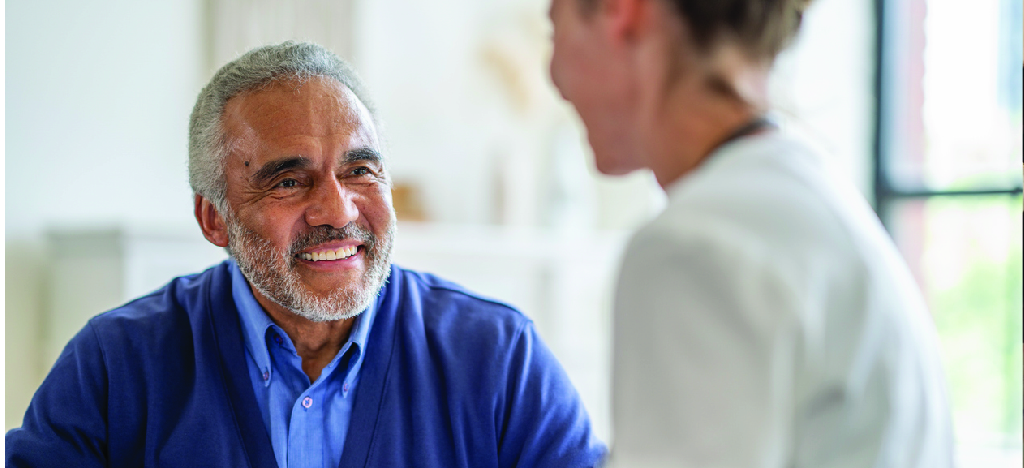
[300,246,358,261]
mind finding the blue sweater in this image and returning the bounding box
[6,261,606,467]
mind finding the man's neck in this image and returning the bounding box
[251,287,356,383]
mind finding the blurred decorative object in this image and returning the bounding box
[391,181,428,222]
[478,9,554,120]
[543,124,596,231]
[492,145,541,226]
[478,8,601,230]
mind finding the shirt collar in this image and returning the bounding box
[229,259,376,385]
[230,259,277,380]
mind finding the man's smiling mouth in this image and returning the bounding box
[298,245,360,262]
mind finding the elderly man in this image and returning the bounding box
[6,42,605,468]
[548,0,954,467]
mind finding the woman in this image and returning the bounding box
[547,0,955,466]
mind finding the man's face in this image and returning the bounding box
[549,0,643,175]
[220,76,395,322]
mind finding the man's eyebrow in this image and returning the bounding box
[342,147,383,165]
[251,156,311,185]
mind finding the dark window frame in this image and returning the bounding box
[871,0,1023,227]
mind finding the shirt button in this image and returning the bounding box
[302,397,313,408]
[273,334,284,345]
[262,371,270,381]
[343,383,350,393]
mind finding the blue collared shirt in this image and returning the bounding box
[230,260,374,468]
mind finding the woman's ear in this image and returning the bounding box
[604,0,649,43]
[194,195,230,248]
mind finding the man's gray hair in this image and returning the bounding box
[188,41,379,213]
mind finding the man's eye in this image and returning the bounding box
[351,167,371,176]
[277,178,298,189]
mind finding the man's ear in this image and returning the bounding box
[195,195,229,248]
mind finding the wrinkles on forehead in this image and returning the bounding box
[221,76,380,161]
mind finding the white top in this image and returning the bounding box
[608,132,955,468]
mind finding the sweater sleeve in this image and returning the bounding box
[497,321,607,468]
[6,321,110,468]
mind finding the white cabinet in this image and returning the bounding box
[44,222,625,440]
[44,227,228,366]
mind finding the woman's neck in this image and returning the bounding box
[642,48,770,189]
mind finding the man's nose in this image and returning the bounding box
[304,178,359,229]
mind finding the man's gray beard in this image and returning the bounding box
[226,216,394,322]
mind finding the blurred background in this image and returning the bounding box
[4,0,1022,465]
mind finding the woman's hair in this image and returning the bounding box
[581,0,814,61]
[662,0,814,61]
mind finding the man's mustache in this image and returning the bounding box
[288,224,376,257]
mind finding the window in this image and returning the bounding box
[875,0,1023,462]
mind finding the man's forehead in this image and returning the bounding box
[223,76,378,142]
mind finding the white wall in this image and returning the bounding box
[5,0,206,429]
[5,1,205,236]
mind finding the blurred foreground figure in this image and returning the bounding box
[548,0,955,466]
[6,42,605,468]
